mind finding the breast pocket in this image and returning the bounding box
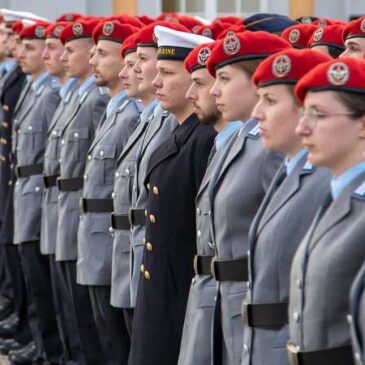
[117,161,135,203]
[47,128,62,160]
[66,127,90,161]
[91,144,117,185]
[20,123,44,154]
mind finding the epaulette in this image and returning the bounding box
[35,84,45,96]
[352,180,365,200]
[162,110,169,117]
[64,90,72,104]
[98,87,108,95]
[246,123,260,140]
[302,161,315,172]
[79,91,89,103]
[117,99,129,112]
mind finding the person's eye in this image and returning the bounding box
[266,97,276,106]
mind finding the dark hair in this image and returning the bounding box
[232,59,263,76]
[335,91,365,118]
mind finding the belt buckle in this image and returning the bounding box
[79,198,85,213]
[127,208,134,227]
[287,342,301,365]
[111,213,116,229]
[241,300,251,327]
[210,256,218,280]
[15,165,20,178]
[193,255,199,275]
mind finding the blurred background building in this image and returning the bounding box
[0,0,364,22]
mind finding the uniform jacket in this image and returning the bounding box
[178,131,237,365]
[76,96,142,285]
[0,66,25,245]
[13,74,60,244]
[242,155,331,365]
[129,114,216,365]
[289,172,365,352]
[209,119,283,365]
[56,82,108,261]
[40,79,79,255]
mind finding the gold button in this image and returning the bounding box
[3,105,8,111]
[149,214,156,223]
[144,209,147,217]
[144,270,151,279]
[153,186,159,195]
[147,183,151,190]
[146,242,153,251]
[140,264,145,273]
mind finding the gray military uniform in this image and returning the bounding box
[56,80,109,261]
[13,74,60,244]
[178,130,238,365]
[209,119,283,365]
[241,154,331,365]
[289,172,365,360]
[40,78,79,255]
[77,95,142,285]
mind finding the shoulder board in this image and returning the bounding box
[35,84,45,96]
[162,110,169,117]
[302,161,315,172]
[352,180,365,200]
[98,87,108,95]
[49,78,60,90]
[135,100,144,113]
[117,99,130,112]
[79,91,89,104]
[246,123,260,139]
[64,90,72,104]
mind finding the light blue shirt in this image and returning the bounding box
[153,103,163,118]
[285,148,307,176]
[78,75,95,97]
[331,161,365,200]
[59,78,77,101]
[105,89,127,118]
[140,99,158,121]
[31,72,49,92]
[4,59,16,73]
[215,121,242,150]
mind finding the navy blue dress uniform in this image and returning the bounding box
[288,58,365,365]
[241,49,333,365]
[12,66,63,363]
[350,263,365,365]
[77,89,142,364]
[204,31,289,365]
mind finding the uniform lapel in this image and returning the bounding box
[13,79,32,116]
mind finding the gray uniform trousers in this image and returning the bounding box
[56,81,109,365]
[208,120,283,365]
[241,155,331,365]
[13,74,63,363]
[178,132,238,365]
[77,96,142,365]
[289,172,365,362]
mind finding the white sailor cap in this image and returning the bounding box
[0,9,49,23]
[21,19,36,28]
[154,25,213,61]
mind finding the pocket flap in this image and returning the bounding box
[92,144,117,160]
[68,127,89,140]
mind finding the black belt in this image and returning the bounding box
[194,255,213,276]
[57,177,83,191]
[16,163,43,178]
[242,301,288,328]
[111,213,130,230]
[211,256,248,281]
[43,174,59,188]
[287,343,354,365]
[80,198,113,213]
[128,208,145,226]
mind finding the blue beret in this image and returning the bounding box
[243,13,298,33]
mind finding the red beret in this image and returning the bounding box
[20,22,50,40]
[12,21,23,35]
[295,57,365,103]
[309,24,345,50]
[60,19,99,44]
[184,42,216,73]
[55,13,83,23]
[253,48,332,87]
[134,21,190,47]
[213,16,242,25]
[156,12,179,22]
[105,15,144,29]
[195,22,232,40]
[217,25,246,40]
[137,15,155,25]
[92,21,137,44]
[207,31,290,77]
[176,15,203,32]
[120,34,137,58]
[281,24,319,49]
[46,22,69,39]
[343,17,365,41]
[313,18,345,27]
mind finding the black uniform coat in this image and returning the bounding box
[129,113,216,365]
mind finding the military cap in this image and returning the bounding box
[19,21,50,40]
[134,21,190,48]
[253,48,332,87]
[184,41,215,73]
[156,12,179,22]
[11,20,23,34]
[281,24,318,48]
[55,13,82,22]
[154,25,211,61]
[217,24,246,39]
[46,22,69,39]
[308,24,346,50]
[213,16,242,25]
[92,20,137,44]
[243,13,297,33]
[137,15,155,25]
[313,17,345,27]
[343,17,365,41]
[176,15,204,32]
[206,30,290,77]
[60,19,99,44]
[0,8,49,23]
[120,34,138,58]
[105,15,144,29]
[195,22,232,40]
[295,57,365,103]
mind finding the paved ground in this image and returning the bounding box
[0,355,9,364]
